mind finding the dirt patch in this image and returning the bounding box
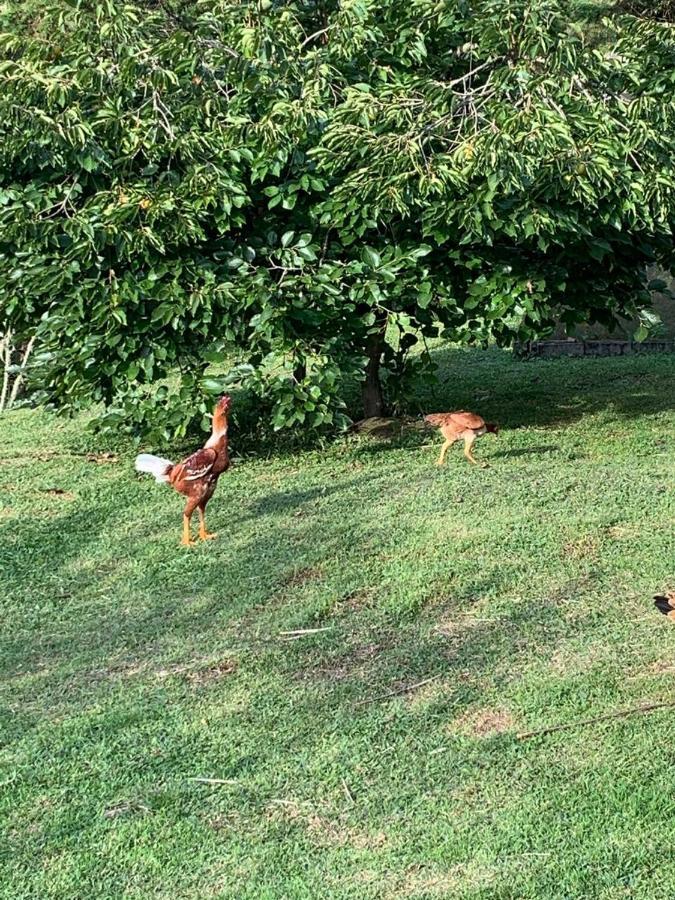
[300,641,382,684]
[86,452,118,464]
[563,534,600,559]
[183,659,238,685]
[350,417,403,438]
[79,658,149,685]
[628,659,675,680]
[103,800,149,819]
[334,587,378,614]
[395,869,472,898]
[94,656,238,685]
[282,566,324,588]
[350,415,429,440]
[342,862,498,898]
[41,488,76,500]
[451,706,515,738]
[266,801,387,851]
[606,523,640,541]
[206,812,241,831]
[405,678,450,709]
[546,644,607,677]
[434,613,488,639]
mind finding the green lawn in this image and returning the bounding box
[2,347,674,900]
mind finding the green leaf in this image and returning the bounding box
[202,377,225,394]
[361,247,381,267]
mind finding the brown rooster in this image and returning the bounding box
[135,395,231,545]
[425,410,498,467]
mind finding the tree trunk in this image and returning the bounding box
[361,328,386,418]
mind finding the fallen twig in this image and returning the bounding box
[517,701,675,740]
[188,777,239,786]
[279,627,333,638]
[354,674,442,707]
[342,778,355,804]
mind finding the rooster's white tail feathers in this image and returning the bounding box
[135,453,174,484]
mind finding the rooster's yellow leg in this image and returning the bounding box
[198,508,218,541]
[181,515,196,546]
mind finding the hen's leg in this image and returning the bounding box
[437,431,456,466]
[198,505,217,541]
[437,440,452,466]
[181,499,198,546]
[464,433,488,467]
[181,514,195,546]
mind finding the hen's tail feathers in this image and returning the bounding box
[135,453,174,484]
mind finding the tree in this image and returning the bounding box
[619,1,675,23]
[1,0,674,442]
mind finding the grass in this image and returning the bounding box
[1,346,674,900]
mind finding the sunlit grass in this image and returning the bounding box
[1,347,674,899]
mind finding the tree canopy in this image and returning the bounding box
[620,0,675,23]
[1,0,674,442]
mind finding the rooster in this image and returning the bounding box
[135,395,231,545]
[425,410,498,467]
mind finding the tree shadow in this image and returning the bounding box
[490,446,559,460]
[0,473,128,588]
[240,478,372,519]
[3,346,673,745]
[416,346,675,430]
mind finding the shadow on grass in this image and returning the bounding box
[416,346,675,431]
[0,461,595,744]
[490,446,559,460]
[3,346,673,730]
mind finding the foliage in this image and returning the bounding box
[1,0,674,440]
[620,0,675,23]
[2,349,675,897]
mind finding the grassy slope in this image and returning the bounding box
[1,347,674,900]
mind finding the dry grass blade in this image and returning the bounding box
[188,777,240,786]
[279,627,333,638]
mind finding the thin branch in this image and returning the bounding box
[439,57,502,91]
[8,334,36,408]
[354,674,441,707]
[153,90,176,140]
[0,329,12,413]
[300,25,332,50]
[517,701,675,740]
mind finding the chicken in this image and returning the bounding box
[425,410,498,467]
[135,395,231,545]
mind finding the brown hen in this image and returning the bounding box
[425,410,498,467]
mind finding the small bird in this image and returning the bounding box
[135,395,231,545]
[424,410,498,467]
